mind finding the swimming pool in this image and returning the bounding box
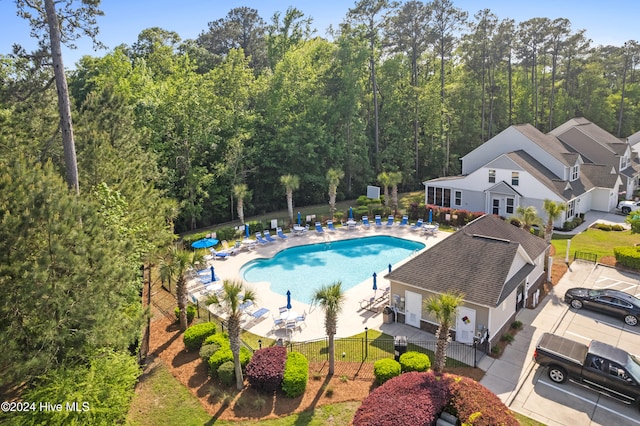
[241,236,425,304]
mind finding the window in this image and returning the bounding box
[571,165,579,181]
[511,172,519,186]
[566,200,575,219]
[488,169,496,183]
[454,191,462,206]
[506,198,514,214]
[427,186,451,207]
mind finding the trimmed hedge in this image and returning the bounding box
[203,332,229,348]
[183,322,217,351]
[354,371,450,425]
[208,346,252,377]
[217,361,236,386]
[353,372,518,426]
[373,358,401,384]
[614,246,640,270]
[174,305,197,324]
[245,346,287,392]
[447,375,519,425]
[199,343,220,361]
[399,351,431,373]
[282,351,309,398]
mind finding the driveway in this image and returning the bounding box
[493,262,640,425]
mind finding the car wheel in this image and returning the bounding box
[548,366,568,383]
[624,315,638,326]
[622,207,631,214]
[570,299,583,309]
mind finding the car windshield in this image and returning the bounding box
[588,290,601,298]
[627,354,640,382]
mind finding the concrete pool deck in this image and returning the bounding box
[188,223,450,342]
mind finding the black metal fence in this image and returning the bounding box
[284,335,483,368]
[574,251,598,263]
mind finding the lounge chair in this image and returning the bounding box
[239,300,254,313]
[374,215,382,227]
[210,248,230,260]
[361,216,371,228]
[255,232,269,244]
[263,230,277,242]
[327,220,337,232]
[385,215,395,227]
[315,222,324,233]
[276,227,289,239]
[221,240,238,255]
[410,218,424,231]
[398,216,409,227]
[248,307,269,324]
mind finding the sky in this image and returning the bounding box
[0,0,638,68]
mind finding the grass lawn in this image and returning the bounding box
[551,227,638,264]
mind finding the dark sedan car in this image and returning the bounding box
[565,288,640,326]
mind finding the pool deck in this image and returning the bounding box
[188,223,450,343]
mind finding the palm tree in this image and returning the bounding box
[280,174,300,225]
[326,168,345,219]
[388,171,403,215]
[206,280,256,390]
[512,205,543,231]
[159,247,202,331]
[424,292,465,373]
[233,183,251,224]
[377,172,391,209]
[311,282,345,375]
[542,199,566,245]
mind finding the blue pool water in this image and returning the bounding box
[241,236,425,304]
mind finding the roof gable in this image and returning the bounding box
[387,215,548,307]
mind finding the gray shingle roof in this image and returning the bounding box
[386,215,548,307]
[513,124,573,166]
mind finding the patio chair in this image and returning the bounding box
[272,314,284,330]
[410,218,424,231]
[374,215,382,227]
[220,240,238,255]
[385,215,395,227]
[276,227,289,240]
[361,216,371,228]
[285,320,298,336]
[279,306,288,314]
[398,216,409,227]
[295,310,307,329]
[315,222,324,233]
[263,230,277,242]
[327,220,337,232]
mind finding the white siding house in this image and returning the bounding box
[425,118,629,227]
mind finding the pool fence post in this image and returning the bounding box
[364,327,369,360]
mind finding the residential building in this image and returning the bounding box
[424,118,638,227]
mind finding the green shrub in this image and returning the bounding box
[174,305,197,323]
[510,320,523,330]
[199,343,220,361]
[399,351,431,373]
[217,361,236,386]
[183,322,216,351]
[614,246,640,270]
[208,347,252,376]
[501,333,515,343]
[203,332,229,348]
[374,358,401,384]
[282,352,309,398]
[612,224,625,231]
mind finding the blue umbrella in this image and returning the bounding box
[210,266,216,282]
[297,211,301,225]
[286,290,292,310]
[245,224,250,239]
[349,207,353,219]
[191,238,218,249]
[428,209,433,224]
[388,264,392,273]
[373,272,377,291]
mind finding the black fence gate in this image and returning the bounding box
[574,251,598,263]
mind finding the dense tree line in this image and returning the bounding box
[4,3,640,234]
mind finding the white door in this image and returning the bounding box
[405,290,422,328]
[455,306,476,344]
